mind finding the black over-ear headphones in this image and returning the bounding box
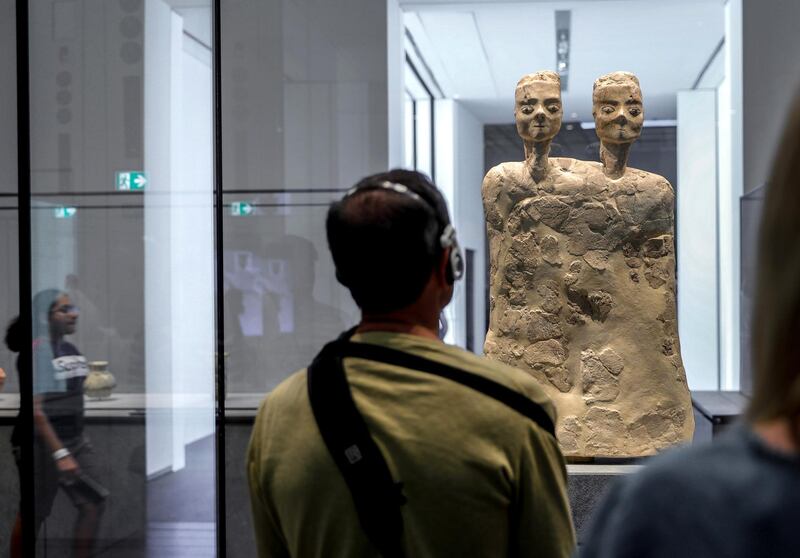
[343,180,465,284]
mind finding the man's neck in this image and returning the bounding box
[524,139,552,184]
[599,141,631,179]
[357,314,440,341]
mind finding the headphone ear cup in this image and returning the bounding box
[439,224,464,285]
[446,240,464,285]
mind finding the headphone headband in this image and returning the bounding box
[342,178,464,283]
[344,181,423,203]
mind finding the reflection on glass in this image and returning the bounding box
[17,291,104,557]
[224,224,355,393]
[24,0,216,555]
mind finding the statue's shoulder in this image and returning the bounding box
[626,166,673,191]
[483,161,525,190]
[485,161,524,180]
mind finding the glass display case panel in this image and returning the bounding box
[23,1,218,554]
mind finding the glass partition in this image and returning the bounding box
[24,0,216,554]
[0,0,19,551]
[219,0,388,399]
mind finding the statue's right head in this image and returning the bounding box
[592,71,643,145]
[514,71,562,144]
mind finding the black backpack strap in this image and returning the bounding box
[306,336,557,557]
[307,339,407,558]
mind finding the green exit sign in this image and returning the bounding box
[231,201,254,216]
[116,171,147,191]
[54,206,77,219]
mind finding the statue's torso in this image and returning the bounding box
[483,159,694,457]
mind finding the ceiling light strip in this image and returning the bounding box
[555,10,571,91]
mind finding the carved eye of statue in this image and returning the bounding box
[520,105,533,115]
[601,106,615,114]
[629,107,642,117]
[547,104,560,113]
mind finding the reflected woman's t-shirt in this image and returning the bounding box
[29,339,88,442]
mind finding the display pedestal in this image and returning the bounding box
[567,463,640,543]
[568,390,749,543]
[692,390,748,443]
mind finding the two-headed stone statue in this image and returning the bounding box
[483,71,693,457]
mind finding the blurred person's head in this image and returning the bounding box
[748,93,800,445]
[4,316,22,353]
[326,169,462,319]
[31,289,77,341]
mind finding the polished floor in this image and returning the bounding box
[39,436,217,557]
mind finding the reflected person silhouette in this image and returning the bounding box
[266,235,349,384]
[7,290,106,558]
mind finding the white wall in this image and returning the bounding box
[677,89,719,390]
[144,1,214,476]
[387,0,404,168]
[673,0,743,391]
[174,32,215,448]
[434,99,485,351]
[144,0,176,478]
[717,0,743,390]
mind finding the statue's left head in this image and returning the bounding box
[514,71,563,144]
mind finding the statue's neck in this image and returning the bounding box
[524,140,552,183]
[600,141,631,179]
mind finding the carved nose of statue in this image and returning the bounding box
[612,112,627,125]
[534,110,546,122]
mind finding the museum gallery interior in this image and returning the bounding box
[1,0,798,555]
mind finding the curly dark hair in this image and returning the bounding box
[4,316,21,353]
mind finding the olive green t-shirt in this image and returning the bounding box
[247,332,575,557]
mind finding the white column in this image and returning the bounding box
[718,0,743,390]
[677,89,719,390]
[145,1,215,476]
[144,0,176,477]
[434,100,486,352]
[387,0,404,168]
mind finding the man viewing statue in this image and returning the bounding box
[483,70,693,457]
[248,169,575,557]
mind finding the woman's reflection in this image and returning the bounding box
[7,289,107,558]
